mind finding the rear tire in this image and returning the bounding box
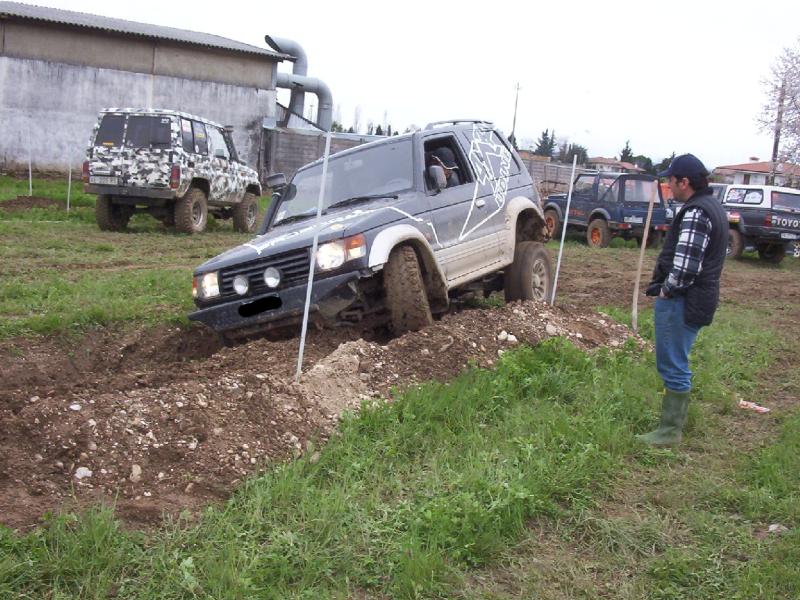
[757,242,785,264]
[586,219,611,248]
[233,192,259,233]
[95,195,130,231]
[544,208,561,237]
[505,241,553,303]
[383,245,433,335]
[175,188,208,234]
[727,229,744,259]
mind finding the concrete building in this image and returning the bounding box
[0,1,290,174]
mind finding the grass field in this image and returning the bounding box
[1,177,798,598]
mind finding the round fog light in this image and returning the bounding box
[233,275,249,296]
[263,267,281,288]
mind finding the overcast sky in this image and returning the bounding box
[40,0,800,168]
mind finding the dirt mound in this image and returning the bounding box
[0,196,64,211]
[0,302,640,530]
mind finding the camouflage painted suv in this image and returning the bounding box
[83,108,262,234]
[189,120,554,342]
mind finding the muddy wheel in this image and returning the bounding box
[757,242,785,264]
[384,245,433,334]
[727,229,744,259]
[175,188,208,234]
[645,230,663,248]
[233,192,259,233]
[792,241,800,259]
[544,209,560,237]
[505,241,553,303]
[586,218,611,248]
[95,195,131,231]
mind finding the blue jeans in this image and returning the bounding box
[654,296,701,392]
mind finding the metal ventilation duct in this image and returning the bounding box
[265,35,332,132]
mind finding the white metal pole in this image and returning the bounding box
[550,155,578,305]
[66,163,72,212]
[296,130,332,380]
[631,184,658,331]
[28,133,33,197]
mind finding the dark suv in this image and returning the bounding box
[724,184,800,263]
[544,172,672,247]
[188,120,553,341]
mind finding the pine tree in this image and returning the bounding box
[619,140,634,162]
[533,129,555,157]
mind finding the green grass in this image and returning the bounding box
[3,305,796,599]
[0,177,268,338]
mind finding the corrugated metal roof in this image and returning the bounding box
[0,1,293,60]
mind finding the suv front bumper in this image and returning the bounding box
[189,271,362,334]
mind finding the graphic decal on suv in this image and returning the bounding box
[459,125,512,240]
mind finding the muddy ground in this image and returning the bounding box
[1,249,798,530]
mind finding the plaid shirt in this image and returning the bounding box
[662,208,713,296]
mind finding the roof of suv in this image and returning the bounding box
[98,108,223,129]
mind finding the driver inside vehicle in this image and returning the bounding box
[427,147,462,188]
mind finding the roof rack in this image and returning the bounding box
[423,119,494,130]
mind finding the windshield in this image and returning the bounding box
[273,139,413,226]
[624,179,659,203]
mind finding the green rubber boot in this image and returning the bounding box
[637,389,691,447]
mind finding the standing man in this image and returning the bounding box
[638,154,728,447]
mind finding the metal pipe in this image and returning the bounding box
[265,35,332,132]
[276,72,333,131]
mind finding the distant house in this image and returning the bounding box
[586,157,644,173]
[712,161,800,188]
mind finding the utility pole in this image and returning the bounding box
[770,79,786,185]
[510,82,520,149]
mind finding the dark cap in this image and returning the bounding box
[658,153,709,178]
[430,147,459,170]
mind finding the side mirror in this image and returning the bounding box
[266,173,287,190]
[213,148,227,159]
[428,165,447,192]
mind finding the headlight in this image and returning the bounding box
[193,271,220,299]
[233,275,249,296]
[316,234,366,271]
[263,267,281,288]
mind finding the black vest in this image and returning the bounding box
[652,189,728,327]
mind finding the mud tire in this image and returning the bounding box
[233,192,259,233]
[384,245,433,335]
[95,195,130,231]
[727,229,744,259]
[175,188,208,234]
[757,242,785,264]
[586,218,611,248]
[544,208,561,237]
[505,241,553,303]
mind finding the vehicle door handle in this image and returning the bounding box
[476,199,486,208]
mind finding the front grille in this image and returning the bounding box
[219,248,311,299]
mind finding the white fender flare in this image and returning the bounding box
[369,224,438,271]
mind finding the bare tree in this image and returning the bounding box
[759,39,800,175]
[353,106,362,135]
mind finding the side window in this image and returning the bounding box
[601,180,622,203]
[573,175,595,194]
[743,190,763,204]
[192,121,208,155]
[180,119,194,153]
[207,127,230,160]
[222,131,239,163]
[423,136,471,191]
